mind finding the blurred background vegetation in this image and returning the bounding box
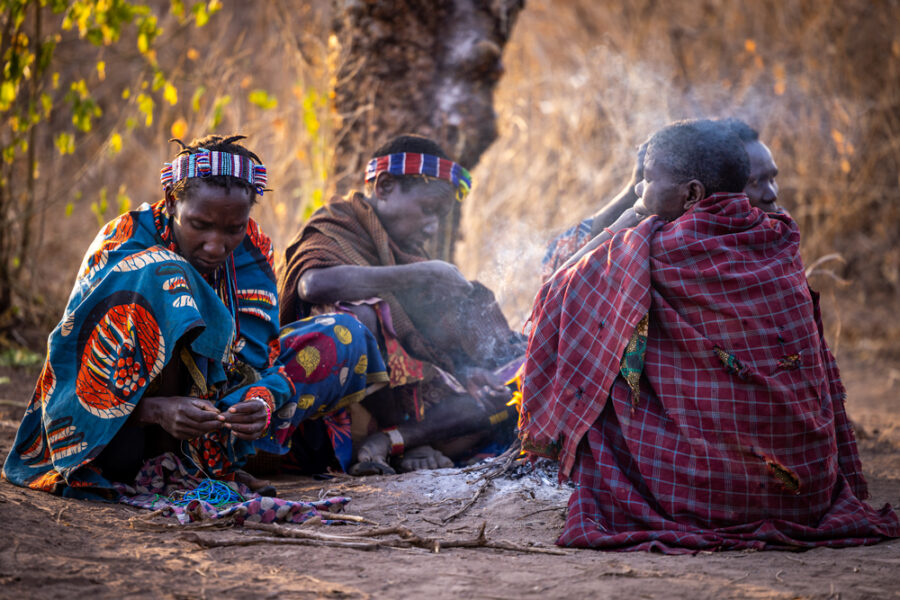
[2,0,898,367]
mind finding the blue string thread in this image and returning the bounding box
[168,478,245,508]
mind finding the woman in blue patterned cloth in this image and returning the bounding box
[2,134,387,500]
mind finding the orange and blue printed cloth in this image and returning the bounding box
[2,200,294,497]
[520,192,899,552]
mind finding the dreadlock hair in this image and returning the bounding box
[717,117,760,144]
[645,119,750,195]
[365,133,455,195]
[167,134,266,204]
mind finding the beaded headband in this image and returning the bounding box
[160,149,268,196]
[364,152,472,201]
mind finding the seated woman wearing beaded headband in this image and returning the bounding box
[2,134,387,499]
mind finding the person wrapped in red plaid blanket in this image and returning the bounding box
[519,119,900,553]
[541,118,781,282]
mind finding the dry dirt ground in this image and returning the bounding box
[1,351,898,600]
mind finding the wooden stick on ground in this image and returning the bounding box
[317,510,379,525]
[242,521,400,543]
[181,532,383,551]
[442,441,523,523]
[182,519,571,555]
[441,479,492,523]
[132,517,236,531]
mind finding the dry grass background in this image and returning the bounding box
[16,0,900,359]
[456,0,900,355]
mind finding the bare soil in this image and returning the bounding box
[1,350,898,600]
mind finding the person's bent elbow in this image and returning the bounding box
[298,269,330,303]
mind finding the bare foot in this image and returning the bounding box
[349,432,396,476]
[233,469,277,497]
[398,445,453,472]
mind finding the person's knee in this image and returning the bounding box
[337,307,379,339]
[333,311,366,332]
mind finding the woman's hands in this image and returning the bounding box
[137,396,224,440]
[137,395,268,441]
[222,399,269,440]
[460,366,511,411]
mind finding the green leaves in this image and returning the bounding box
[1,1,219,148]
[40,93,52,118]
[136,91,154,126]
[66,79,102,132]
[0,346,44,368]
[211,94,231,128]
[163,81,177,105]
[63,0,147,46]
[54,131,74,155]
[188,0,221,27]
[1,0,226,325]
[116,184,131,214]
[0,81,16,111]
[191,85,205,112]
[248,89,277,110]
[91,186,109,226]
[302,88,323,136]
[192,2,210,27]
[136,13,159,57]
[109,131,122,154]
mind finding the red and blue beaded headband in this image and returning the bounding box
[364,152,472,201]
[160,149,268,196]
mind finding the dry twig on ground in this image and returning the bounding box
[318,510,379,525]
[442,441,523,523]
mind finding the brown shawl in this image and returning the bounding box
[278,193,524,376]
[278,193,449,368]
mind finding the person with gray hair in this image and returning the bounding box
[518,118,899,553]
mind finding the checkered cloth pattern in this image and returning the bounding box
[520,192,900,552]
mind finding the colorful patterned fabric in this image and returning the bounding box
[117,453,349,524]
[365,152,472,201]
[256,313,389,470]
[2,200,293,497]
[540,217,593,281]
[278,194,524,445]
[160,149,267,195]
[520,192,900,552]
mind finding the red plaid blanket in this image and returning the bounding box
[520,193,899,552]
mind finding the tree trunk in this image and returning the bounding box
[329,0,524,261]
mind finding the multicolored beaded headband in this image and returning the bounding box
[365,152,472,201]
[160,149,268,196]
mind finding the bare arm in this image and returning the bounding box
[298,261,472,305]
[589,185,639,237]
[590,141,647,237]
[556,208,642,274]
